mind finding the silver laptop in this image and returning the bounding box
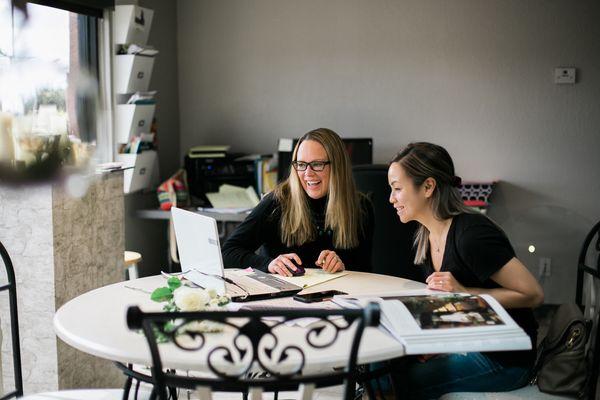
[171,207,302,302]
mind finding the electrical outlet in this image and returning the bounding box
[539,257,552,277]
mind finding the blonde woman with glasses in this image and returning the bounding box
[222,128,374,276]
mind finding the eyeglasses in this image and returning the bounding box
[292,160,331,172]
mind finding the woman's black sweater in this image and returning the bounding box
[221,193,374,272]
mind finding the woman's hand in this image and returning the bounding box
[316,250,345,273]
[426,271,466,292]
[267,253,302,277]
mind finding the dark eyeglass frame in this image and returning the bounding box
[292,160,331,172]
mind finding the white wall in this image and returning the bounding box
[177,0,600,303]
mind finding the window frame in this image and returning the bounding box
[26,0,113,18]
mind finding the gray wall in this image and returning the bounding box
[177,0,600,303]
[123,0,180,277]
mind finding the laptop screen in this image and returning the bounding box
[170,207,227,294]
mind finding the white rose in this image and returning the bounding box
[207,288,217,299]
[173,287,210,311]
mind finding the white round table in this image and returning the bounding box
[54,271,425,372]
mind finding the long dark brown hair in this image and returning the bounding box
[391,142,473,264]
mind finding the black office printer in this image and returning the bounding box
[184,146,256,206]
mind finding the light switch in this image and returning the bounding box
[554,67,576,84]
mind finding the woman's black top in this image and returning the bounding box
[221,192,374,273]
[420,212,538,367]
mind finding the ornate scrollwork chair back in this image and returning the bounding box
[441,220,600,400]
[575,220,600,399]
[127,303,381,400]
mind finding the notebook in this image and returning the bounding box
[170,207,302,302]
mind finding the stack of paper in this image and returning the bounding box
[118,44,159,56]
[188,145,230,159]
[126,91,157,104]
[206,184,260,209]
[277,268,348,289]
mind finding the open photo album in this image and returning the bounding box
[333,291,531,355]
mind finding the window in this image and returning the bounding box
[0,1,99,138]
[0,0,112,173]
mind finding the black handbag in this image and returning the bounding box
[531,303,590,398]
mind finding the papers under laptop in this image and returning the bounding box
[171,207,302,302]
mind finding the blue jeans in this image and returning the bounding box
[390,353,531,399]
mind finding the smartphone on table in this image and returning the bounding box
[293,290,347,303]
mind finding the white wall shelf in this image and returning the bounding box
[113,5,154,45]
[112,5,159,194]
[114,54,154,94]
[115,104,155,144]
[117,150,158,194]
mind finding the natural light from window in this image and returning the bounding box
[0,1,102,185]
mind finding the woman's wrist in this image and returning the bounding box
[464,287,481,295]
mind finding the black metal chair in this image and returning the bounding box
[575,220,600,399]
[0,240,142,399]
[352,164,421,281]
[126,303,381,400]
[441,220,600,400]
[0,241,23,399]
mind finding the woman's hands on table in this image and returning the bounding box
[316,250,345,273]
[426,271,466,292]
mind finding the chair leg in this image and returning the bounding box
[122,375,133,400]
[344,379,358,400]
[128,264,139,280]
[134,378,142,400]
[168,386,178,400]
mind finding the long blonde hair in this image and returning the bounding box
[274,128,362,248]
[391,142,473,264]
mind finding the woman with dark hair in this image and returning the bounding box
[222,128,374,275]
[387,142,544,398]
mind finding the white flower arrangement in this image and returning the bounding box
[150,276,230,342]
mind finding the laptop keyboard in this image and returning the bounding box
[225,274,278,295]
[224,270,301,295]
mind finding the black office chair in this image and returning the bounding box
[352,164,421,281]
[126,303,381,400]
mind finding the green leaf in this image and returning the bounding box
[164,321,177,333]
[152,326,170,343]
[151,287,173,302]
[163,301,178,312]
[167,277,182,290]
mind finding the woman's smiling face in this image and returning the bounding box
[388,161,429,223]
[295,140,330,199]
